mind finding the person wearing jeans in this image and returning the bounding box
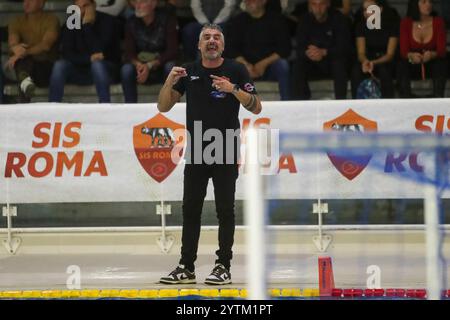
[226,0,292,100]
[49,0,121,103]
[49,60,117,102]
[120,60,174,103]
[120,0,178,103]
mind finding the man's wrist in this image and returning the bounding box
[244,94,257,112]
[232,84,240,94]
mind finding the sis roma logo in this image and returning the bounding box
[133,114,185,183]
[323,110,449,180]
[323,109,378,180]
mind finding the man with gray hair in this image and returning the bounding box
[120,0,178,103]
[158,23,261,285]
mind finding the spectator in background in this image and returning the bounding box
[397,0,447,98]
[293,0,351,100]
[48,0,121,103]
[442,0,450,78]
[7,0,60,103]
[351,0,399,98]
[332,0,352,16]
[95,0,128,16]
[123,0,137,19]
[0,67,3,104]
[0,41,3,104]
[95,0,129,37]
[121,0,178,103]
[182,1,238,61]
[165,0,196,32]
[441,0,450,26]
[265,0,303,38]
[288,0,351,22]
[266,0,282,12]
[227,0,291,100]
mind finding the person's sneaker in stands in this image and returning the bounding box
[20,76,35,100]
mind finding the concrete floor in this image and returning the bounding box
[0,228,448,291]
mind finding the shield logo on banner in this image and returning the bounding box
[133,113,185,183]
[323,109,378,180]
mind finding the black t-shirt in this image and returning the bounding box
[173,58,257,164]
[354,9,400,59]
[226,11,291,64]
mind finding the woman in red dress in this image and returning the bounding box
[397,0,447,98]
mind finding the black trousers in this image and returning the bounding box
[397,58,448,98]
[179,164,239,272]
[14,56,53,102]
[292,55,349,100]
[14,56,53,86]
[351,62,395,98]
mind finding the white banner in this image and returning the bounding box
[0,99,449,203]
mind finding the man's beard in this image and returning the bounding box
[202,44,223,60]
[204,51,223,60]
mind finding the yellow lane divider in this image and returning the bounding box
[0,288,315,299]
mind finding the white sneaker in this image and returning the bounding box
[20,76,35,98]
[204,264,232,285]
[160,265,196,284]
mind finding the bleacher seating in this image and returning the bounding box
[1,0,449,103]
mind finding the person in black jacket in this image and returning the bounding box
[293,0,351,100]
[48,0,121,103]
[120,0,178,103]
[332,0,352,16]
[226,0,291,100]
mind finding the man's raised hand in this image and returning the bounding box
[167,67,187,86]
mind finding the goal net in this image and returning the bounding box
[244,129,450,300]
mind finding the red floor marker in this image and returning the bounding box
[352,289,363,297]
[318,256,335,297]
[364,289,374,297]
[343,289,354,297]
[373,289,385,297]
[332,288,343,297]
[386,289,395,297]
[415,289,426,299]
[386,288,406,297]
[396,289,406,297]
[406,289,416,298]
